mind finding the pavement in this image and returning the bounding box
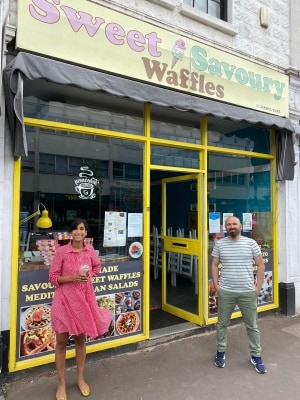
[2,312,300,400]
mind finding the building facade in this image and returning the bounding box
[0,0,299,373]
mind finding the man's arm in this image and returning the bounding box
[254,254,265,295]
[211,256,221,291]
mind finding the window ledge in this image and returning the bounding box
[146,0,176,10]
[179,4,238,36]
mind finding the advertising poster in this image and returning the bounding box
[17,259,143,362]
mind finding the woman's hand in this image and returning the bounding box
[57,274,88,284]
[74,273,89,283]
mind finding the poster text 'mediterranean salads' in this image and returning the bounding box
[18,259,143,361]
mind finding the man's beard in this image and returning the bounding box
[228,230,239,238]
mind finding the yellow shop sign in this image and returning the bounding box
[16,0,288,116]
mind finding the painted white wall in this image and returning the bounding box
[1,118,14,332]
[0,94,4,334]
[286,0,300,314]
[1,0,15,332]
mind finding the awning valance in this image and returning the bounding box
[3,52,295,180]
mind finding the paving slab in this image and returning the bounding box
[2,313,300,400]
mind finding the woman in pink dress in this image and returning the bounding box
[49,218,112,400]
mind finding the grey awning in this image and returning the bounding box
[3,52,295,180]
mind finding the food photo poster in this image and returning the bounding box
[17,259,143,361]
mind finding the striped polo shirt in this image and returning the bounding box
[211,236,261,292]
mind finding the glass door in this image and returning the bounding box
[161,174,203,324]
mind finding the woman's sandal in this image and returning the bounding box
[77,384,91,397]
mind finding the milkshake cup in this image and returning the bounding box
[79,264,89,277]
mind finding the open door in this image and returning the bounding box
[161,174,203,324]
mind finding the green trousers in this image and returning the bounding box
[216,288,261,356]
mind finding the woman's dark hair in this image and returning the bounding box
[69,218,89,233]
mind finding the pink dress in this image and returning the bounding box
[49,242,112,339]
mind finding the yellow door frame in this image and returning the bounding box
[160,173,204,325]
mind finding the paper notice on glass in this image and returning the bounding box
[223,213,233,231]
[243,212,252,231]
[103,211,127,247]
[103,229,126,247]
[209,212,221,233]
[128,213,143,237]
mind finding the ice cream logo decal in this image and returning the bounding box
[171,39,186,69]
[74,166,99,200]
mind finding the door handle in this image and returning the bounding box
[171,242,187,248]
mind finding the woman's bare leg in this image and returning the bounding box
[55,332,69,399]
[74,334,90,393]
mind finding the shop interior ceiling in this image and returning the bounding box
[24,78,249,134]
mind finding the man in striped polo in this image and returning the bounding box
[211,216,267,374]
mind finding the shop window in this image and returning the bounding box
[125,164,142,180]
[113,162,124,178]
[183,0,226,20]
[20,126,144,256]
[213,171,246,186]
[21,151,35,172]
[70,157,109,177]
[56,155,68,174]
[222,172,231,184]
[92,160,109,178]
[208,117,271,154]
[24,82,144,136]
[38,156,110,177]
[113,162,142,180]
[208,153,272,243]
[151,145,199,168]
[150,104,201,144]
[39,154,55,173]
[18,123,145,364]
[234,173,245,185]
[207,153,274,314]
[69,157,82,175]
